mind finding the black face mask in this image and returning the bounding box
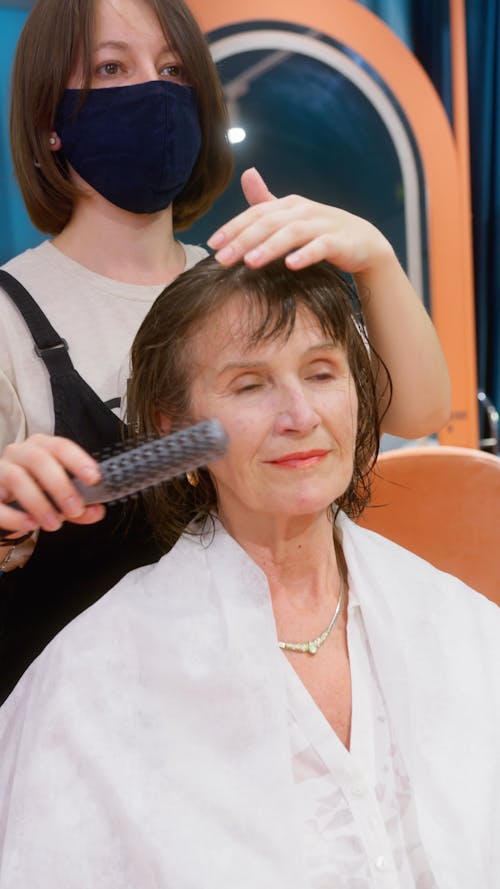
[55,80,202,214]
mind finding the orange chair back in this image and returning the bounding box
[358,446,500,604]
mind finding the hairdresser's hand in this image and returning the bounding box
[207,167,394,276]
[0,434,105,540]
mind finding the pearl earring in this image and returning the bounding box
[49,136,57,146]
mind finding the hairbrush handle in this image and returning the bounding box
[73,418,228,505]
[0,420,228,539]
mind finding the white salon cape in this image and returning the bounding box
[0,513,499,888]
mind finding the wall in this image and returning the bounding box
[0,7,41,264]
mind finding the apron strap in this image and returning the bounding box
[0,269,75,377]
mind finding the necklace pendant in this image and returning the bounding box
[278,576,345,656]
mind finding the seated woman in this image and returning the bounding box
[0,258,498,889]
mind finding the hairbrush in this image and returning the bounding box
[73,418,228,505]
[0,419,228,538]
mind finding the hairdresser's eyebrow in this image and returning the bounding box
[93,40,173,52]
[94,40,129,51]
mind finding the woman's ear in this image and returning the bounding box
[48,132,62,151]
[154,410,173,435]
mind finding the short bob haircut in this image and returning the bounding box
[127,256,391,550]
[10,0,233,235]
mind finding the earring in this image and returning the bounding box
[186,470,200,487]
[49,136,57,146]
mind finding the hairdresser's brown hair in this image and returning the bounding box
[10,0,232,234]
[127,257,392,549]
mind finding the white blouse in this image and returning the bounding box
[1,517,499,888]
[286,586,438,888]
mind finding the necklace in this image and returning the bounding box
[278,576,345,655]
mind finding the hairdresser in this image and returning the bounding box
[0,0,450,700]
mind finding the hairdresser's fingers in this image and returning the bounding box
[208,195,337,264]
[240,167,275,206]
[208,199,313,266]
[210,197,390,274]
[212,211,346,270]
[283,231,385,272]
[0,496,104,536]
[207,171,284,255]
[0,434,102,531]
[0,476,105,534]
[55,504,106,526]
[281,212,391,274]
[207,193,297,257]
[0,493,39,537]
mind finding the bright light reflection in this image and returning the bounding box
[227,126,246,144]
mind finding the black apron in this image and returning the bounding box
[0,270,163,703]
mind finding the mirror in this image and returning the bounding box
[185,21,429,308]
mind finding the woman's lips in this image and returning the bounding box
[267,450,330,468]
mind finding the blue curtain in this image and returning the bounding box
[0,7,41,264]
[359,0,500,419]
[466,3,500,418]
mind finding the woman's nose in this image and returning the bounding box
[274,386,320,435]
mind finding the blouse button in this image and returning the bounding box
[375,855,387,871]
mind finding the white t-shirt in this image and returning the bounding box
[0,240,207,450]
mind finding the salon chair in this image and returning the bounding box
[359,446,500,605]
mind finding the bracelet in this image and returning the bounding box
[0,531,35,571]
[0,530,35,546]
[0,545,16,571]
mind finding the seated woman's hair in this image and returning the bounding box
[127,256,391,548]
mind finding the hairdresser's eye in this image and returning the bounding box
[160,63,185,81]
[96,62,122,78]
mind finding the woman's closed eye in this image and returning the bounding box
[231,374,266,394]
[305,362,339,383]
[308,371,335,382]
[236,382,264,394]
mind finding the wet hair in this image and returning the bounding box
[10,0,232,234]
[127,256,392,549]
